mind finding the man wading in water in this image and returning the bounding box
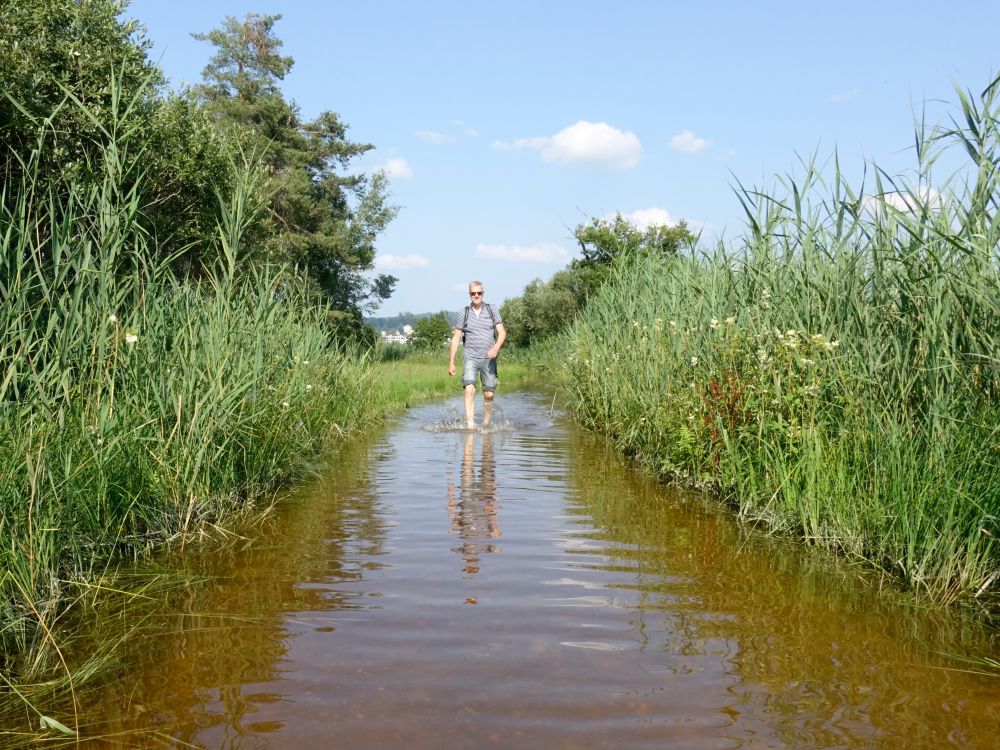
[448,281,506,429]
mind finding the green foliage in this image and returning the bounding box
[0,75,399,709]
[573,213,696,267]
[501,270,581,348]
[0,0,160,180]
[501,215,695,349]
[192,12,294,109]
[409,312,453,349]
[0,8,404,728]
[0,0,243,266]
[140,93,241,266]
[191,12,399,322]
[557,75,1000,606]
[1,5,401,333]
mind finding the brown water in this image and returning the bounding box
[76,392,998,748]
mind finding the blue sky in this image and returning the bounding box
[126,0,999,316]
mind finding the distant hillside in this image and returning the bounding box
[365,310,457,332]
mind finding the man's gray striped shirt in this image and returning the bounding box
[455,304,502,359]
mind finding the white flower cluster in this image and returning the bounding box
[109,311,138,344]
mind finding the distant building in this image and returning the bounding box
[380,329,410,345]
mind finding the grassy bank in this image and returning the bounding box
[372,345,537,411]
[558,78,1000,608]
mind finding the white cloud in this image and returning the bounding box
[669,130,709,153]
[863,187,943,216]
[415,130,455,144]
[613,207,679,230]
[375,253,430,271]
[830,89,859,103]
[493,121,642,169]
[375,157,414,180]
[418,123,479,143]
[476,242,571,263]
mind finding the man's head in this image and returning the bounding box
[468,281,484,303]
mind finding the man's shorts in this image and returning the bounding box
[462,355,498,392]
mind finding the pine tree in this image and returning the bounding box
[193,13,398,331]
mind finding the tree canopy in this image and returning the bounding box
[1,3,398,338]
[573,213,695,267]
[0,0,247,267]
[0,0,159,179]
[191,12,398,333]
[501,215,697,348]
[409,312,454,349]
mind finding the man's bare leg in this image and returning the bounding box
[482,391,494,427]
[464,384,476,429]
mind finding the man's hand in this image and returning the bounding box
[487,346,499,359]
[448,362,456,376]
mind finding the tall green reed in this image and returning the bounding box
[0,77,383,713]
[559,75,1000,606]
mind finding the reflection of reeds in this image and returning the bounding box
[560,75,1000,610]
[0,82,385,735]
[563,425,1000,746]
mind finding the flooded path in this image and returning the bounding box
[85,392,997,748]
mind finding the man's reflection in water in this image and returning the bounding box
[446,431,501,583]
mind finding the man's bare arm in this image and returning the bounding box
[448,328,463,375]
[488,323,506,359]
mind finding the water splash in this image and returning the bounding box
[423,404,514,433]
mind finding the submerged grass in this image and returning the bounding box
[558,76,1000,609]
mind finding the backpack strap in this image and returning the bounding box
[460,305,470,342]
[488,304,500,373]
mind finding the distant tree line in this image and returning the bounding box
[1,1,397,339]
[366,311,455,333]
[500,214,696,348]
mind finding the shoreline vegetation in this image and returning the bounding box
[554,75,1000,615]
[0,4,458,737]
[0,142,373,730]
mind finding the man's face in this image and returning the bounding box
[469,286,484,302]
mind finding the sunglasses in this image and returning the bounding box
[469,291,483,296]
